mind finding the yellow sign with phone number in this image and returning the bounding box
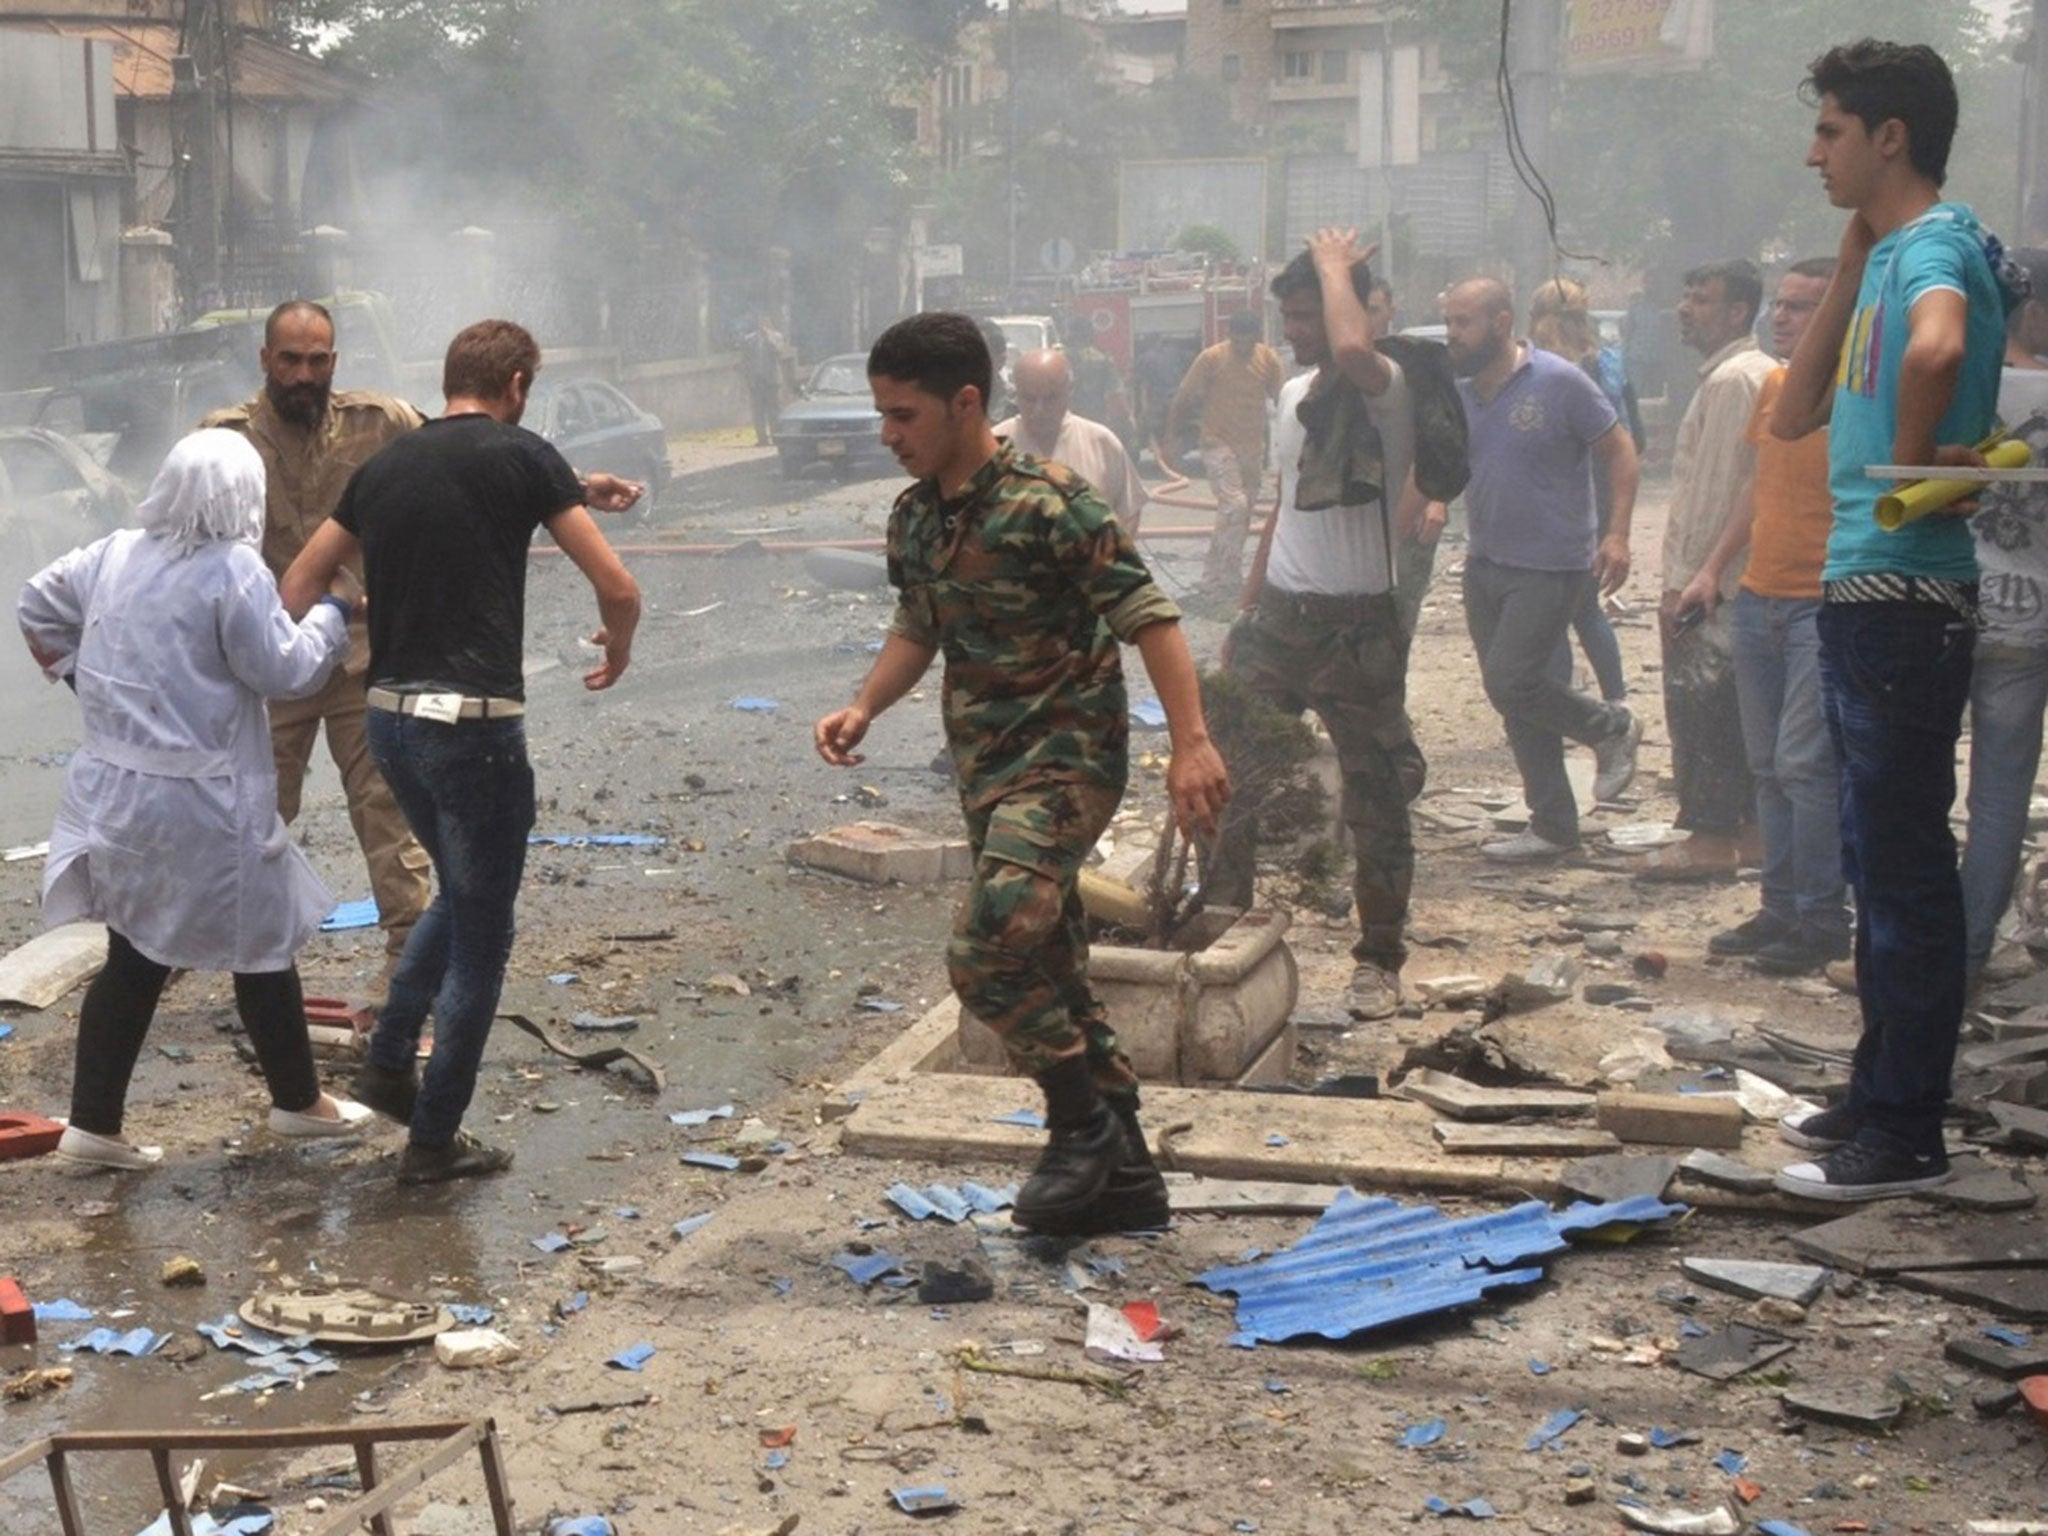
[1564,0,1712,75]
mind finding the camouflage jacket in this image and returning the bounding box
[203,389,423,674]
[888,442,1180,811]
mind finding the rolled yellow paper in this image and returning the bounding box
[1877,439,2032,531]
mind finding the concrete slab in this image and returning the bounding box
[786,821,971,885]
[1559,1153,1679,1205]
[1782,1380,1906,1430]
[1680,1257,1828,1306]
[1943,1333,2048,1381]
[1674,1322,1795,1382]
[1889,1267,2048,1322]
[1790,1205,2048,1275]
[0,921,107,1009]
[1918,1168,2039,1213]
[1164,1174,1346,1215]
[1432,1122,1622,1157]
[1676,1148,1777,1195]
[1396,1068,1596,1121]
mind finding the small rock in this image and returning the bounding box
[1634,950,1670,980]
[1750,1297,1808,1327]
[1563,1475,1597,1505]
[1617,1432,1649,1456]
[161,1255,205,1288]
[1681,1257,1829,1307]
[1782,1380,1905,1430]
[1583,934,1624,958]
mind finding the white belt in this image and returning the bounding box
[82,738,235,779]
[367,687,525,721]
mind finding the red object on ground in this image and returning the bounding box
[759,1425,797,1448]
[1122,1300,1163,1342]
[2022,1374,2048,1425]
[0,1110,64,1161]
[305,996,375,1033]
[0,1275,36,1345]
[1633,950,1669,980]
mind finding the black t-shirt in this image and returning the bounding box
[333,413,582,700]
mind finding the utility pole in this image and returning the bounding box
[2025,0,2048,242]
[1508,0,1560,307]
[1006,0,1020,303]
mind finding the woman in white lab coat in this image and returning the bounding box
[17,429,374,1170]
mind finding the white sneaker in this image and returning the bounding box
[1480,829,1576,862]
[269,1097,375,1138]
[1592,707,1642,804]
[56,1125,164,1171]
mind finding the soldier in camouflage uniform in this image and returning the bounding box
[816,311,1230,1235]
[204,301,432,983]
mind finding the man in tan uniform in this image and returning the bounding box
[205,300,433,981]
[1162,310,1285,599]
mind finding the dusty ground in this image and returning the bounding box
[2,443,2046,1534]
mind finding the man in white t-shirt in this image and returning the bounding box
[1961,246,2048,985]
[1208,228,1423,1022]
[995,349,1149,535]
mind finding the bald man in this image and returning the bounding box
[1445,277,1642,860]
[995,349,1149,535]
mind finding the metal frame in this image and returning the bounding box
[0,1418,514,1536]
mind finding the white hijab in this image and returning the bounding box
[136,428,267,556]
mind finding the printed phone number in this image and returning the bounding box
[1569,26,1661,55]
[1576,0,1667,21]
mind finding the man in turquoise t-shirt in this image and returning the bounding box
[1770,40,2007,1201]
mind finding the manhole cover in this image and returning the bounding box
[240,1284,452,1345]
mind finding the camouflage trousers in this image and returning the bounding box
[1210,588,1424,970]
[949,779,1140,1105]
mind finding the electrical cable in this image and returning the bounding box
[1495,0,1602,270]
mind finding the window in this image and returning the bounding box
[1322,49,1347,84]
[1281,51,1314,81]
[1221,53,1241,82]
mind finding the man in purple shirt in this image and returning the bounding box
[1445,277,1643,858]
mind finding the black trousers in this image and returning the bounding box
[69,930,320,1136]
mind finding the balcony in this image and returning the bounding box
[1271,1,1383,28]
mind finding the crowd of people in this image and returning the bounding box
[15,36,2041,1225]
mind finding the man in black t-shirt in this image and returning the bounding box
[284,319,642,1183]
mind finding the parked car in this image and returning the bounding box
[527,378,672,523]
[0,425,132,597]
[773,354,890,478]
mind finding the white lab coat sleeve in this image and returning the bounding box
[17,537,105,683]
[216,553,349,701]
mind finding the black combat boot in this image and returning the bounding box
[1011,1054,1129,1232]
[1080,1100,1171,1233]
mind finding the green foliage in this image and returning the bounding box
[1391,0,2022,272]
[1173,222,1241,264]
[269,0,986,257]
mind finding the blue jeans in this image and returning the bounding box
[365,710,535,1147]
[1571,581,1627,702]
[1729,591,1846,937]
[1961,642,2048,974]
[1818,600,1974,1156]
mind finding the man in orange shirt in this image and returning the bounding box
[1675,259,1847,975]
[1163,311,1285,598]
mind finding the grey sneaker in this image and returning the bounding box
[397,1131,514,1185]
[1480,829,1575,862]
[1592,707,1643,803]
[1345,962,1403,1021]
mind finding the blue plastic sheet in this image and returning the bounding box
[545,1518,617,1536]
[319,898,379,932]
[992,1108,1045,1129]
[672,1213,714,1240]
[448,1305,495,1325]
[532,1232,573,1253]
[889,1486,959,1514]
[1402,1419,1448,1448]
[831,1251,905,1287]
[1712,1448,1746,1475]
[530,833,666,848]
[32,1298,92,1322]
[62,1327,164,1356]
[607,1342,656,1371]
[730,697,781,712]
[681,1151,741,1171]
[668,1104,735,1127]
[1524,1408,1582,1451]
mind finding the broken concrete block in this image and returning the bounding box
[1681,1257,1829,1307]
[786,822,971,886]
[1596,1091,1745,1149]
[1414,974,1490,1007]
[1560,1152,1679,1205]
[1676,1148,1776,1195]
[1431,1122,1621,1157]
[0,1278,34,1346]
[1617,1505,1737,1536]
[1945,1334,2048,1381]
[1918,1167,2038,1212]
[1781,1380,1905,1430]
[433,1328,520,1369]
[1396,1068,1594,1121]
[1674,1322,1795,1382]
[1498,953,1580,1012]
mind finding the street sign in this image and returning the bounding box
[1563,0,1713,75]
[1039,237,1077,275]
[920,244,964,278]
